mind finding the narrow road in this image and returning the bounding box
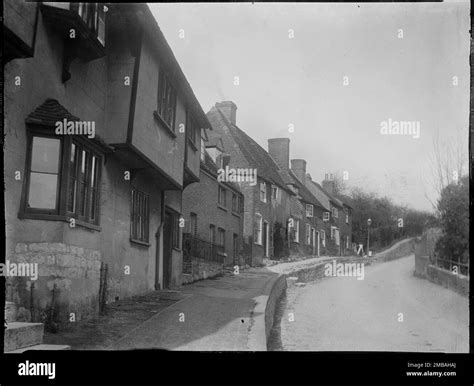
[273,255,469,352]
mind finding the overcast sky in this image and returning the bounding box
[149,2,470,212]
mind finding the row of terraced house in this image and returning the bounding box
[3,1,352,327]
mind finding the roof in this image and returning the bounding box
[200,150,242,194]
[209,106,292,192]
[205,130,224,150]
[25,99,80,126]
[305,179,332,211]
[288,170,325,209]
[25,99,114,153]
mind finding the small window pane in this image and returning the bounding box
[31,137,60,174]
[28,173,58,209]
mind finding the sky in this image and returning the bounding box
[149,2,470,212]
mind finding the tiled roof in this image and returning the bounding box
[306,179,332,211]
[200,150,241,193]
[25,99,80,126]
[24,99,114,154]
[212,107,290,191]
[288,170,325,209]
[206,130,224,150]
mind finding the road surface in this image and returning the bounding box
[271,254,469,352]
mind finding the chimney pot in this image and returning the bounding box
[322,173,336,196]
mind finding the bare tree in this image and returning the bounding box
[423,128,468,211]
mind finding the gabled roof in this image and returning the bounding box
[209,106,292,193]
[200,150,241,194]
[307,179,347,210]
[288,170,325,209]
[206,130,224,150]
[25,99,79,126]
[306,179,332,211]
[25,99,114,153]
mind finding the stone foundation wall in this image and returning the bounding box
[6,242,101,327]
[181,258,224,284]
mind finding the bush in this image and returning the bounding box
[435,176,469,266]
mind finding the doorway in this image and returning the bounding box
[163,210,173,289]
[263,221,269,257]
[312,228,319,256]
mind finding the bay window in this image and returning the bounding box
[21,131,102,227]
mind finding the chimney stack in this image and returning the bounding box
[322,173,335,196]
[291,159,307,185]
[216,101,237,125]
[268,138,290,171]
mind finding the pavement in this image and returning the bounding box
[274,254,469,352]
[112,268,280,351]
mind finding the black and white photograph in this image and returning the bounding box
[1,0,472,383]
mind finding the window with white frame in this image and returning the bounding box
[254,213,263,244]
[346,235,350,249]
[323,211,330,221]
[331,226,340,245]
[320,229,326,247]
[332,207,338,218]
[306,223,311,244]
[271,185,278,201]
[218,186,227,207]
[260,182,267,203]
[345,210,349,224]
[306,204,313,218]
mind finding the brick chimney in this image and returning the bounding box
[268,138,290,171]
[322,173,335,196]
[291,159,306,185]
[216,101,237,125]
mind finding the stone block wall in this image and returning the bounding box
[7,242,102,326]
[181,258,224,284]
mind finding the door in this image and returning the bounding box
[335,229,340,256]
[163,211,173,289]
[233,233,239,266]
[263,221,269,257]
[316,231,320,257]
[311,228,316,256]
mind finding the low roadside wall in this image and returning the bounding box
[257,237,418,349]
[374,237,418,262]
[425,265,469,297]
[414,227,468,297]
